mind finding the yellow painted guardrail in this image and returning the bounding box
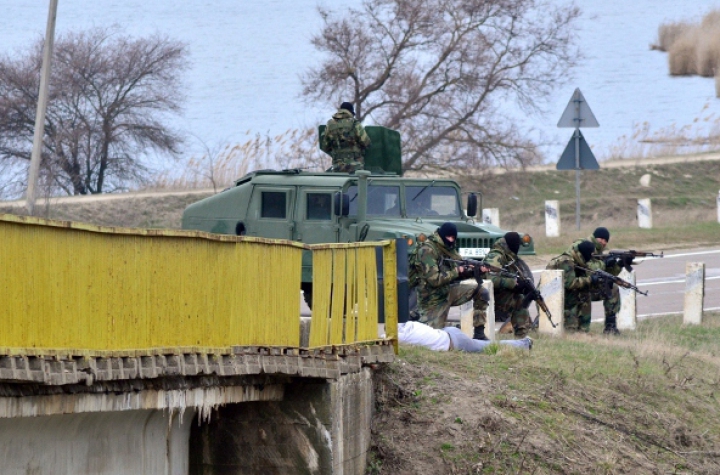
[0,214,397,356]
[307,240,398,349]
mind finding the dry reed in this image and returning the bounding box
[145,128,329,191]
[658,9,720,78]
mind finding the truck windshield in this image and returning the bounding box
[405,185,461,217]
[347,185,401,216]
[346,184,461,217]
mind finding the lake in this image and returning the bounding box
[2,0,720,166]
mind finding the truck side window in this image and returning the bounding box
[306,193,332,220]
[261,191,287,219]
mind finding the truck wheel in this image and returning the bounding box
[301,283,313,309]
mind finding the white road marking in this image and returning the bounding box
[657,249,720,258]
[641,276,720,286]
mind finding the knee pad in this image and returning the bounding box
[472,286,490,304]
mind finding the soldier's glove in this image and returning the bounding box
[604,256,621,268]
[590,273,602,286]
[623,255,634,267]
[514,279,533,294]
[459,266,475,280]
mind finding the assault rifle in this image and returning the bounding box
[501,261,557,332]
[444,258,518,282]
[592,249,664,273]
[448,259,557,332]
[575,265,649,296]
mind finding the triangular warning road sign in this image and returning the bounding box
[557,88,599,128]
[556,130,599,170]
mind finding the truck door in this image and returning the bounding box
[248,186,295,239]
[293,190,339,243]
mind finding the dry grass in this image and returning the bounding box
[145,128,329,192]
[658,9,720,81]
[600,104,720,161]
[372,313,720,474]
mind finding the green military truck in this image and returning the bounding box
[181,126,534,306]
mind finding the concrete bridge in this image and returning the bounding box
[0,214,399,474]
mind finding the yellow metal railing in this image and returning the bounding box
[0,214,398,356]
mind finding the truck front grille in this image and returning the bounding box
[458,237,495,249]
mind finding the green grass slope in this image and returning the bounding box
[371,314,720,474]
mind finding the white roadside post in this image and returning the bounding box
[459,300,473,338]
[683,262,705,325]
[545,200,560,237]
[637,199,653,229]
[616,269,637,331]
[459,281,496,342]
[482,208,500,227]
[484,281,496,342]
[537,270,564,335]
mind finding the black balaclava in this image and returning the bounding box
[437,222,458,249]
[340,102,355,116]
[504,232,521,255]
[593,226,610,242]
[578,240,595,263]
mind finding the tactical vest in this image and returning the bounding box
[325,118,358,154]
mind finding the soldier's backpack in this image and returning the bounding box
[324,118,357,151]
[407,236,428,290]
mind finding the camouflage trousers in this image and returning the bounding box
[495,290,532,338]
[416,281,489,329]
[582,282,620,318]
[563,282,620,332]
[563,290,593,332]
[331,157,364,173]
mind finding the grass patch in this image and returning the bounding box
[371,313,720,474]
[456,160,720,256]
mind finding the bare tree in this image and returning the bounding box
[0,27,188,196]
[302,0,581,171]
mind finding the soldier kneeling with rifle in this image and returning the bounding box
[410,223,492,340]
[486,232,540,339]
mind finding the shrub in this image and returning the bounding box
[696,25,720,77]
[668,31,698,76]
[656,22,693,52]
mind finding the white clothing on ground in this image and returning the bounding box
[398,321,451,351]
[398,321,532,352]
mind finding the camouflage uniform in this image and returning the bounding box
[546,242,594,332]
[414,232,488,329]
[485,238,532,338]
[320,108,371,173]
[571,235,621,320]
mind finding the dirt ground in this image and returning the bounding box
[368,343,720,475]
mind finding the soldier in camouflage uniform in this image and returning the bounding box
[485,232,534,339]
[413,223,491,339]
[571,227,629,335]
[546,240,601,332]
[320,102,371,173]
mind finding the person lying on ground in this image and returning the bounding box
[398,321,532,352]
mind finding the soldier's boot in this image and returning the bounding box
[603,314,621,335]
[473,325,489,341]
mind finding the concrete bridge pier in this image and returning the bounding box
[0,409,195,474]
[190,369,374,475]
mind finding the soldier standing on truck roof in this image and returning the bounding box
[320,102,371,173]
[411,223,492,340]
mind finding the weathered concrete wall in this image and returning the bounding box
[0,409,194,475]
[189,369,374,475]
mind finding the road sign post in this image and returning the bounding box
[557,88,599,230]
